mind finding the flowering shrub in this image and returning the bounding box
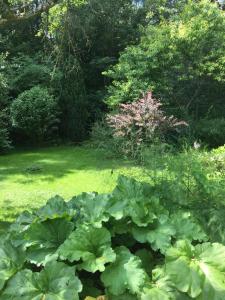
[107,92,187,158]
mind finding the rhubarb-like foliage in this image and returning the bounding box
[0,176,224,299]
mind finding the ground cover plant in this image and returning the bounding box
[1,173,225,299]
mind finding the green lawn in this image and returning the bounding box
[0,146,146,223]
[1,144,224,232]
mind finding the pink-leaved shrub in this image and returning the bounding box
[106,91,187,157]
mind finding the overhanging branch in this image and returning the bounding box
[0,0,59,28]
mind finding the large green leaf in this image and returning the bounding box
[25,218,74,265]
[132,212,207,254]
[109,176,167,226]
[8,211,35,248]
[108,176,150,221]
[140,267,175,300]
[36,195,76,221]
[141,285,172,300]
[0,241,25,291]
[127,198,166,227]
[165,240,225,299]
[132,216,175,253]
[113,176,148,199]
[1,261,82,300]
[146,221,175,253]
[59,226,116,272]
[171,212,207,242]
[9,211,34,234]
[70,192,111,228]
[101,246,147,296]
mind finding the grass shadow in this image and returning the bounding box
[0,146,135,183]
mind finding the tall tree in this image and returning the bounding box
[43,0,147,141]
[105,0,225,120]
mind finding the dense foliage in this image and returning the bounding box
[11,86,59,144]
[43,0,148,142]
[0,0,224,150]
[0,1,225,298]
[1,171,225,299]
[0,55,11,153]
[105,1,225,121]
[91,91,188,158]
[195,118,225,148]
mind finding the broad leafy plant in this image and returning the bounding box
[1,175,225,299]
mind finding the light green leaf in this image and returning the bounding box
[1,261,82,300]
[9,211,34,233]
[106,196,129,221]
[59,226,116,272]
[110,176,167,226]
[141,286,172,300]
[25,218,74,265]
[132,216,175,253]
[113,176,147,199]
[8,211,35,248]
[141,267,175,300]
[127,199,162,227]
[109,176,147,221]
[171,212,207,242]
[147,222,176,253]
[0,241,25,291]
[36,195,76,221]
[101,246,146,296]
[166,240,225,299]
[71,192,111,228]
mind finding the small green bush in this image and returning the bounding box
[90,120,118,156]
[11,86,59,144]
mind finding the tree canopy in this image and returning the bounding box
[0,0,224,151]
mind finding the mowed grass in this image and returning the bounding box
[0,146,146,223]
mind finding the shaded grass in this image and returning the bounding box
[0,145,147,222]
[0,144,224,229]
